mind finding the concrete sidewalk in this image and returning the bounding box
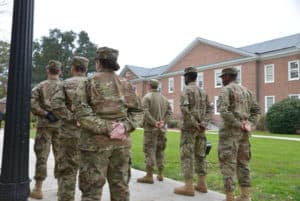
[0,130,224,201]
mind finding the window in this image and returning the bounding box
[288,60,300,81]
[264,64,274,83]
[158,82,162,92]
[214,96,219,115]
[235,66,242,84]
[181,76,185,91]
[289,94,300,99]
[265,96,275,113]
[168,77,174,93]
[197,72,204,89]
[214,69,222,88]
[168,99,174,112]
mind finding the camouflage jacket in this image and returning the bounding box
[31,77,61,128]
[51,75,87,138]
[142,89,172,130]
[73,70,139,150]
[180,82,211,129]
[217,81,261,129]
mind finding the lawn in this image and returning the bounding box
[131,129,300,201]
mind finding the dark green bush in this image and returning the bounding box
[167,119,180,128]
[265,98,300,134]
[256,114,266,131]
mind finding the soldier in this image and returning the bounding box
[137,79,172,184]
[174,67,211,196]
[30,60,62,199]
[73,47,139,201]
[51,56,89,201]
[217,68,260,201]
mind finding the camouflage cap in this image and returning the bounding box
[71,56,89,68]
[219,67,238,77]
[184,66,197,75]
[96,47,119,60]
[149,79,159,88]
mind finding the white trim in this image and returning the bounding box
[158,82,162,92]
[181,76,185,92]
[264,64,275,83]
[214,96,219,115]
[234,65,242,84]
[288,60,300,81]
[168,77,174,93]
[265,96,275,113]
[214,69,222,88]
[197,72,204,89]
[289,94,300,99]
[168,99,174,112]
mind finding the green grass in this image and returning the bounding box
[131,130,300,201]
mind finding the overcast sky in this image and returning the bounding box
[1,0,300,69]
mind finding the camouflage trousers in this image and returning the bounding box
[180,127,207,180]
[143,128,167,171]
[218,128,251,192]
[57,135,80,201]
[79,147,130,201]
[33,127,60,181]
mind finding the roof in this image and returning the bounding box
[240,33,300,54]
[121,65,169,78]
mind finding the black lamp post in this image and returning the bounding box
[0,0,34,200]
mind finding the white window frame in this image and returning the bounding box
[264,64,275,83]
[158,82,162,92]
[181,76,185,92]
[168,99,174,112]
[288,60,300,81]
[214,96,219,115]
[234,66,242,84]
[214,69,222,88]
[197,72,204,89]
[289,94,300,99]
[265,96,275,113]
[168,77,174,93]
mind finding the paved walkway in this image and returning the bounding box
[0,130,224,201]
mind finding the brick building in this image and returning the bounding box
[120,33,300,123]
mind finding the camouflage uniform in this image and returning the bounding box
[31,63,62,182]
[142,80,172,173]
[51,56,89,201]
[74,47,139,201]
[217,69,260,194]
[180,80,211,180]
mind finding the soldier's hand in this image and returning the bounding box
[155,121,161,128]
[159,120,165,128]
[110,122,127,140]
[241,120,252,132]
[76,121,81,128]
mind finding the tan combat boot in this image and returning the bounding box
[157,169,163,181]
[195,175,208,193]
[223,191,235,201]
[174,179,195,196]
[137,170,154,184]
[30,180,43,199]
[235,187,251,201]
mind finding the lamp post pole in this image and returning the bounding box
[0,0,34,200]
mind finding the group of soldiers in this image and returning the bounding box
[30,45,260,201]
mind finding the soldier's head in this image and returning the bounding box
[220,68,238,86]
[95,47,120,72]
[46,60,61,77]
[148,79,159,90]
[184,67,197,85]
[70,56,89,76]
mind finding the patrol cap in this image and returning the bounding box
[149,79,159,88]
[96,47,119,61]
[219,67,238,77]
[46,60,61,74]
[184,66,197,76]
[71,56,89,68]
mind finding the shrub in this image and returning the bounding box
[167,119,180,128]
[265,98,300,134]
[256,114,266,131]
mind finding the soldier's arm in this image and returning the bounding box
[51,82,75,123]
[202,94,212,127]
[218,88,241,128]
[142,95,157,127]
[180,89,198,125]
[31,85,47,117]
[248,91,261,124]
[73,80,112,135]
[164,100,172,123]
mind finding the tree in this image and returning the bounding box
[0,40,9,98]
[32,29,97,85]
